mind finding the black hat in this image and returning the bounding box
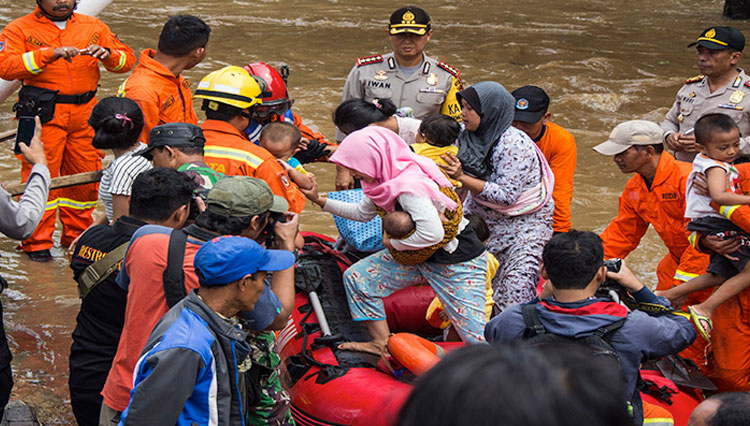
[688,26,745,51]
[389,6,431,36]
[140,122,206,157]
[511,85,550,124]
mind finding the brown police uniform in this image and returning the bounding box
[661,70,750,161]
[336,52,462,141]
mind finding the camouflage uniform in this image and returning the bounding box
[245,331,295,426]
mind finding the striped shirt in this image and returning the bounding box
[99,143,152,222]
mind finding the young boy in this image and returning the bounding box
[411,114,461,187]
[259,122,315,190]
[658,113,750,343]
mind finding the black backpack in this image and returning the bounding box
[521,304,626,377]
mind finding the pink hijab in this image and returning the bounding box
[331,126,458,213]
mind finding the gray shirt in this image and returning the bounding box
[0,164,50,240]
[661,69,750,161]
[337,52,463,141]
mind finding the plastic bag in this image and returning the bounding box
[327,189,384,253]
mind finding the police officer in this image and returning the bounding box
[661,26,750,162]
[337,5,463,141]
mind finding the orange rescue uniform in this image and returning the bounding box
[535,121,576,233]
[600,151,710,366]
[600,152,709,290]
[201,119,305,213]
[117,49,198,143]
[0,7,135,251]
[697,163,750,391]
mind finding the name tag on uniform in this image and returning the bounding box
[419,87,445,94]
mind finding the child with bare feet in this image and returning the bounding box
[657,113,750,343]
[259,121,314,190]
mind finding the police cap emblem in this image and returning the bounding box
[516,98,529,110]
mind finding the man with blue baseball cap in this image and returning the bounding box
[119,236,295,425]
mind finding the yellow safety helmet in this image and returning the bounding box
[194,66,264,110]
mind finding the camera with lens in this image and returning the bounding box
[187,191,202,222]
[596,258,623,299]
[261,211,287,247]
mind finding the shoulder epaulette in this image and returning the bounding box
[684,74,705,84]
[356,55,383,67]
[438,61,461,80]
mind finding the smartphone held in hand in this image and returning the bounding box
[15,116,35,155]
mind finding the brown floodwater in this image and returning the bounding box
[0,0,747,422]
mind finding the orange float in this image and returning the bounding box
[388,332,445,376]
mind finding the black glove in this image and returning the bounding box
[293,139,330,164]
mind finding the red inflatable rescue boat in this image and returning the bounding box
[279,234,707,426]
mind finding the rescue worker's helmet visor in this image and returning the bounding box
[252,99,294,121]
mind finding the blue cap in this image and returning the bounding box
[194,236,295,286]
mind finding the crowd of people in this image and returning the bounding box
[0,1,750,425]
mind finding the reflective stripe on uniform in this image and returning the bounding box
[58,198,97,210]
[719,204,740,219]
[643,418,674,426]
[110,50,127,71]
[44,198,97,211]
[116,78,129,97]
[204,146,264,169]
[674,269,699,282]
[688,231,699,250]
[22,51,42,75]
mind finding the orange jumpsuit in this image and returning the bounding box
[699,162,750,391]
[201,119,306,213]
[600,152,710,366]
[600,152,709,290]
[117,49,198,143]
[535,121,576,233]
[0,7,135,251]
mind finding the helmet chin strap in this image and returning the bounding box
[36,0,77,21]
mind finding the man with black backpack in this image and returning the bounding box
[99,176,298,426]
[485,230,696,426]
[69,167,196,426]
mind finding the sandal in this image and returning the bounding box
[688,306,713,344]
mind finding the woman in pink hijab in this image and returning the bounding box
[302,126,489,354]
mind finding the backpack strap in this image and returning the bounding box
[76,242,129,299]
[592,318,627,342]
[522,304,546,338]
[162,229,188,308]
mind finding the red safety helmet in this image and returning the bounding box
[244,62,294,123]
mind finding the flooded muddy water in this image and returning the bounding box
[0,0,747,422]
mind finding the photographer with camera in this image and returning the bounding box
[485,230,696,426]
[0,116,49,422]
[100,176,299,425]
